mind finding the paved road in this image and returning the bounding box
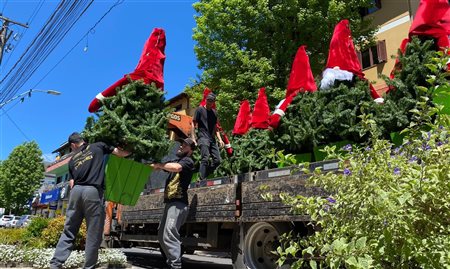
[122,248,233,269]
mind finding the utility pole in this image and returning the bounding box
[0,15,28,65]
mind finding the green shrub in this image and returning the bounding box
[40,216,87,250]
[0,228,27,245]
[277,109,450,268]
[24,216,49,238]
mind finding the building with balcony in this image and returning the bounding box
[33,142,73,217]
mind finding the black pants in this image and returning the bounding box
[198,137,221,180]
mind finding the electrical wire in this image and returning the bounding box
[33,0,124,88]
[3,0,45,67]
[0,0,94,104]
[1,0,8,14]
[1,108,30,141]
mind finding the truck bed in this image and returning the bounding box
[121,160,338,225]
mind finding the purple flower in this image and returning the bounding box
[383,219,388,226]
[342,144,352,152]
[344,168,352,176]
[393,167,401,175]
[365,146,371,151]
[326,197,336,204]
[437,141,443,147]
[422,143,431,150]
[393,147,401,154]
[408,155,418,163]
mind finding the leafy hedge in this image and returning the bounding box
[0,216,86,250]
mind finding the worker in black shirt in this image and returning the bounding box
[191,93,224,180]
[151,138,195,269]
[50,132,130,269]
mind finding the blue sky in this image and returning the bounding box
[0,0,199,161]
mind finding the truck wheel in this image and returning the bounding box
[243,222,290,269]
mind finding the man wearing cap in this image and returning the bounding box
[151,138,195,269]
[191,93,224,180]
[50,132,130,269]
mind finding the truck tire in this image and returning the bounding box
[233,222,291,269]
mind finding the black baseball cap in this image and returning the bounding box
[68,132,83,144]
[180,137,196,150]
[206,93,216,102]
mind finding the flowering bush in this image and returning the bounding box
[0,244,128,268]
[40,216,86,249]
[277,110,450,268]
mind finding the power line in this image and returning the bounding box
[1,108,30,141]
[3,0,45,67]
[33,0,124,88]
[0,0,94,104]
[1,0,8,14]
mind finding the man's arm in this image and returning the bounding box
[112,147,131,157]
[69,179,74,189]
[216,130,225,148]
[151,162,182,173]
[191,120,197,144]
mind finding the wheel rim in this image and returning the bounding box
[244,222,283,269]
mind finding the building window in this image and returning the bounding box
[360,0,382,16]
[357,40,387,69]
[174,104,182,112]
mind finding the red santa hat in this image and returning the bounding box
[269,45,317,129]
[251,87,270,129]
[410,0,450,49]
[89,28,166,112]
[325,20,363,77]
[321,20,382,101]
[232,100,252,135]
[286,45,317,97]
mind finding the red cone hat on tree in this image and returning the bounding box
[270,45,317,129]
[233,100,252,135]
[286,45,317,97]
[251,87,271,129]
[320,20,382,101]
[89,28,166,112]
[325,20,363,76]
[410,0,450,49]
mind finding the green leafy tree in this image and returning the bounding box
[83,80,172,162]
[0,141,44,214]
[188,0,377,129]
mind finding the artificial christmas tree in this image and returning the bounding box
[84,80,171,162]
